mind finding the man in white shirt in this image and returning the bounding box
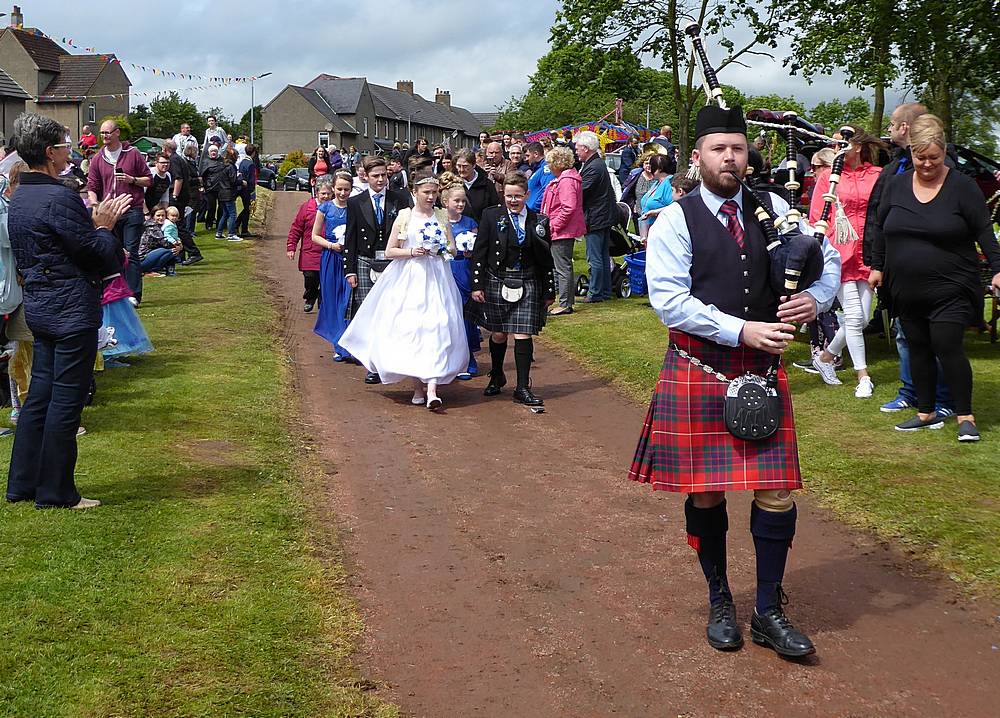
[171,123,199,158]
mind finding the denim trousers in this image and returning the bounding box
[140,247,176,273]
[216,200,237,236]
[6,329,98,507]
[584,229,612,300]
[115,206,145,302]
[895,321,953,408]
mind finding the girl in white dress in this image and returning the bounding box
[338,171,469,410]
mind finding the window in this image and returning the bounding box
[363,118,369,138]
[318,131,329,148]
[87,103,96,124]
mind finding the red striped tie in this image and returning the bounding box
[719,200,744,248]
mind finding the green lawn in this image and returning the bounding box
[0,224,395,717]
[543,294,1000,594]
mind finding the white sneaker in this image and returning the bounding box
[855,376,874,398]
[70,497,101,510]
[227,234,244,242]
[811,355,842,385]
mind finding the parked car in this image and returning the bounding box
[282,168,310,192]
[257,167,277,191]
[952,144,1000,221]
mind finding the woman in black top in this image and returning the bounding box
[870,115,1000,441]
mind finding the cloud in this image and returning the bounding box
[16,0,905,125]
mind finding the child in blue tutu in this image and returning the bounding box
[440,172,480,379]
[101,259,153,360]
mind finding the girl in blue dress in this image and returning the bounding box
[311,172,354,360]
[441,173,481,379]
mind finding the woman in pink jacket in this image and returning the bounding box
[808,127,884,398]
[540,146,586,316]
[287,185,329,312]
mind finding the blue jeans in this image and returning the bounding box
[140,247,176,273]
[216,200,237,236]
[585,228,612,300]
[115,206,145,302]
[6,329,98,507]
[895,321,953,409]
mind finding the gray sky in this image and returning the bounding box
[16,0,907,124]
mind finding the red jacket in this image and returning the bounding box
[287,197,323,271]
[808,161,880,283]
[540,167,586,241]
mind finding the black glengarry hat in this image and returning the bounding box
[695,105,747,141]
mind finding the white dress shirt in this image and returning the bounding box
[646,184,841,347]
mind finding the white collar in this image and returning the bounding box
[699,184,743,218]
[508,207,528,224]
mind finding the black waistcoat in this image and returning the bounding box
[679,188,778,322]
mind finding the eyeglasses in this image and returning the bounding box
[99,129,119,136]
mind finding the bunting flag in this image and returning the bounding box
[36,78,252,102]
[23,28,263,83]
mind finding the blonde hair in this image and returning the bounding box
[7,160,29,191]
[438,171,466,201]
[166,206,180,220]
[811,148,836,168]
[909,114,946,153]
[544,146,575,172]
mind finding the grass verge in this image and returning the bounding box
[542,293,1000,595]
[0,228,396,717]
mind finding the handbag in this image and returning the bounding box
[501,277,524,303]
[673,345,782,441]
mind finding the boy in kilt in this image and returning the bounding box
[343,156,412,384]
[629,105,841,658]
[470,172,556,407]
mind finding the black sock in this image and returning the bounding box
[514,338,533,390]
[685,497,729,605]
[489,338,507,377]
[750,502,797,614]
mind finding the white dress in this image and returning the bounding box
[339,210,470,385]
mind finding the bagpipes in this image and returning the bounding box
[684,21,828,297]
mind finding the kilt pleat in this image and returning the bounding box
[628,330,802,493]
[349,255,381,318]
[470,270,546,335]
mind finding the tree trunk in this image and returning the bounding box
[871,80,885,136]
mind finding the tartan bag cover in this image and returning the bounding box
[629,330,802,493]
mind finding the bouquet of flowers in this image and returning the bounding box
[418,221,453,261]
[454,230,476,253]
[332,224,346,245]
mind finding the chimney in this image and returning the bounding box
[396,80,414,96]
[435,88,451,108]
[10,5,23,27]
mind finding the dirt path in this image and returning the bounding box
[262,191,998,718]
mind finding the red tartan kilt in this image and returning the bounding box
[629,330,802,493]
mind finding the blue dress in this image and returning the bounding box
[639,176,674,229]
[449,215,481,357]
[312,202,352,357]
[102,298,154,358]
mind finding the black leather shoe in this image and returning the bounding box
[706,572,742,650]
[512,387,544,407]
[364,371,381,385]
[483,371,507,397]
[751,595,815,658]
[304,302,314,313]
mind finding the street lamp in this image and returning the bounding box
[250,71,272,146]
[407,110,422,145]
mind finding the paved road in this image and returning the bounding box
[262,190,999,718]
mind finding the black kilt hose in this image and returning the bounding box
[470,206,556,335]
[475,269,546,335]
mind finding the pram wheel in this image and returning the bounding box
[576,275,589,297]
[618,275,632,299]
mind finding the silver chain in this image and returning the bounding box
[671,346,731,384]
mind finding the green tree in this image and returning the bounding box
[806,97,872,134]
[135,91,205,139]
[203,107,236,137]
[781,0,896,133]
[236,105,263,146]
[551,0,783,163]
[278,149,307,178]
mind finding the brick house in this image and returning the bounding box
[0,6,130,141]
[262,74,483,155]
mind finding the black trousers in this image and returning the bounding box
[203,192,219,229]
[6,329,97,507]
[899,318,972,415]
[235,192,253,235]
[303,271,320,303]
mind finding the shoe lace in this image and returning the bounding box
[764,584,793,628]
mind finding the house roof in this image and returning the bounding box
[0,67,31,100]
[290,86,357,134]
[39,54,124,102]
[4,27,68,73]
[473,112,499,129]
[303,74,483,137]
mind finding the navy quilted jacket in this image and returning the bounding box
[8,172,122,339]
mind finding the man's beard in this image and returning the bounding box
[700,162,743,197]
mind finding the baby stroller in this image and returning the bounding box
[576,202,644,298]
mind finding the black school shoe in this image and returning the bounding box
[750,587,815,659]
[958,420,981,442]
[706,574,743,651]
[364,371,381,385]
[303,302,315,313]
[512,387,544,407]
[483,371,507,397]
